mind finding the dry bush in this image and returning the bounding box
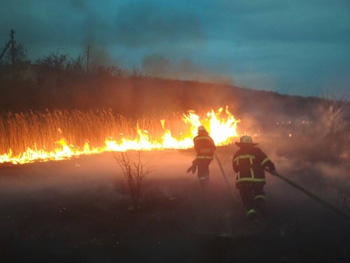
[318,93,349,136]
[113,151,153,212]
[314,93,350,160]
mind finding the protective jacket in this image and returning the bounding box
[232,145,275,188]
[193,131,216,160]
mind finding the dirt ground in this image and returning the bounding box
[0,146,350,263]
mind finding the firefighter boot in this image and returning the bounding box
[255,198,267,217]
[198,174,209,187]
[246,209,257,221]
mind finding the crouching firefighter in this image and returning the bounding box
[232,135,276,220]
[188,125,216,186]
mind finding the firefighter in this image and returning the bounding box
[192,125,216,185]
[232,135,276,220]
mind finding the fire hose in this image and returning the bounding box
[213,152,241,205]
[268,170,350,221]
[214,152,350,220]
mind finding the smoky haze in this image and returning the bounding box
[0,143,348,217]
[2,0,349,96]
[1,137,349,261]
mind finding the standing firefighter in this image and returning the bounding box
[188,125,216,185]
[232,135,276,220]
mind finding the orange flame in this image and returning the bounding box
[0,107,240,165]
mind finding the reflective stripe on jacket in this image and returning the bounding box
[194,133,216,160]
[233,146,274,185]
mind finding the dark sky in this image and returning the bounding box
[1,0,350,97]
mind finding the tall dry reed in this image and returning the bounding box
[0,109,190,156]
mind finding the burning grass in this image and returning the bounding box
[0,107,240,165]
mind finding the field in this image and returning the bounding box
[0,73,349,262]
[1,142,350,262]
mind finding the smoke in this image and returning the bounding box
[1,142,349,238]
[140,53,234,84]
[66,1,215,80]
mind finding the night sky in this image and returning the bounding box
[1,0,350,97]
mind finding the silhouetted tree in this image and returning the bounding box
[66,55,85,73]
[35,52,69,70]
[89,63,127,78]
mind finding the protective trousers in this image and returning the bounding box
[238,184,266,218]
[196,159,212,184]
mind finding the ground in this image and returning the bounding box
[0,146,349,263]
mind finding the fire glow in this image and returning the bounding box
[0,107,240,165]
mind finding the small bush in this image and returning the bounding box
[114,151,153,212]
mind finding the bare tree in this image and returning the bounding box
[114,151,153,212]
[35,52,69,70]
[66,55,85,73]
[89,63,127,78]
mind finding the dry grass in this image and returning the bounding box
[0,109,193,156]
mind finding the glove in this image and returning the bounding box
[186,160,197,174]
[265,166,276,175]
[268,169,277,175]
[186,164,197,174]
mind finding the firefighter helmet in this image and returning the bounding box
[197,125,207,132]
[235,135,257,147]
[240,135,253,144]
